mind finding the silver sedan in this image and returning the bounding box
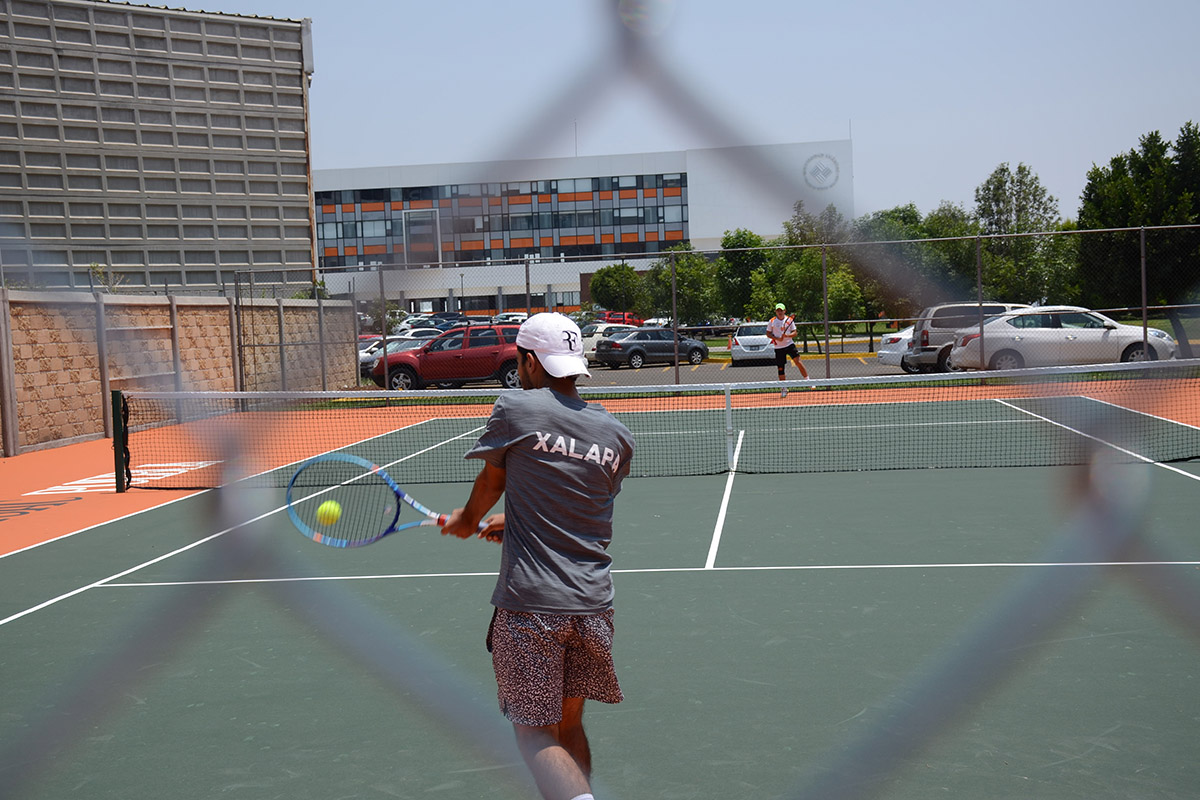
[949,306,1177,370]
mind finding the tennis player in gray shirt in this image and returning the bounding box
[443,312,634,800]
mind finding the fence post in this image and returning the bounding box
[350,282,360,387]
[317,293,328,391]
[670,251,679,384]
[227,296,242,392]
[276,298,287,391]
[1140,226,1148,347]
[524,255,532,314]
[378,267,389,390]
[821,245,830,378]
[96,292,112,437]
[0,288,17,456]
[976,236,986,368]
[168,295,182,392]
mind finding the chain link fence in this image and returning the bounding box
[223,224,1199,391]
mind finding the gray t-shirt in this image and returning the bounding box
[465,388,634,614]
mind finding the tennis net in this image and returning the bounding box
[114,360,1200,491]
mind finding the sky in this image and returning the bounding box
[201,0,1197,221]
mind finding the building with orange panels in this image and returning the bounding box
[314,141,853,269]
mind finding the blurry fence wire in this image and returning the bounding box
[4,4,1200,797]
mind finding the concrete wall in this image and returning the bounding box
[0,289,356,456]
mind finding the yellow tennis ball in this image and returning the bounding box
[315,500,342,526]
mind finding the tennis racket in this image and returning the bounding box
[286,453,491,548]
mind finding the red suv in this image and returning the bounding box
[596,311,644,326]
[371,325,522,390]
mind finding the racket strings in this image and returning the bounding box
[290,461,399,546]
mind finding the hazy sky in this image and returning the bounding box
[207,0,1197,221]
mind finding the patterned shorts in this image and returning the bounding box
[487,607,623,727]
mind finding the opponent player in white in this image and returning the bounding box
[765,302,808,397]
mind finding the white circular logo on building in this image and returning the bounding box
[804,154,840,190]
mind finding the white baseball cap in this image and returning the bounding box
[515,312,591,378]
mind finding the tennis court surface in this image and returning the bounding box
[3,362,1199,799]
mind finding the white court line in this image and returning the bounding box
[705,429,744,570]
[996,398,1200,483]
[98,558,1200,589]
[0,425,485,627]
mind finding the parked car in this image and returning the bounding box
[358,337,383,377]
[642,317,671,327]
[696,318,740,336]
[730,322,773,365]
[907,301,1030,372]
[491,311,528,324]
[580,322,638,363]
[595,310,645,327]
[594,328,709,369]
[370,324,522,390]
[876,325,918,373]
[361,331,445,377]
[396,327,442,340]
[948,306,1178,370]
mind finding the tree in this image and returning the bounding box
[1078,122,1200,306]
[974,163,1060,240]
[973,163,1069,303]
[588,261,644,311]
[715,228,767,318]
[848,203,971,319]
[642,246,720,324]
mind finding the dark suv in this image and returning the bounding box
[371,325,522,390]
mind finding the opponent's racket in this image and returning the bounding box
[286,453,489,548]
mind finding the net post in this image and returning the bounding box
[112,389,128,493]
[724,384,734,472]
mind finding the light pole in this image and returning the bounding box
[459,273,464,313]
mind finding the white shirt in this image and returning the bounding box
[765,315,796,349]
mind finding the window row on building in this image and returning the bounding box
[3,2,305,62]
[0,248,312,291]
[315,173,687,206]
[0,96,305,135]
[318,205,687,241]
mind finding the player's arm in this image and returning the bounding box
[443,461,506,541]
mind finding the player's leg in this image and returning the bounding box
[513,720,592,800]
[790,345,808,378]
[556,696,591,776]
[775,348,788,396]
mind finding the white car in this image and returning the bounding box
[581,323,637,362]
[492,312,528,324]
[396,327,442,340]
[876,325,918,373]
[730,322,773,364]
[949,305,1177,370]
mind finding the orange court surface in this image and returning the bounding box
[0,439,197,557]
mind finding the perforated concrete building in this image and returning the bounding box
[0,0,315,292]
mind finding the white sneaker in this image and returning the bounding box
[780,387,788,398]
